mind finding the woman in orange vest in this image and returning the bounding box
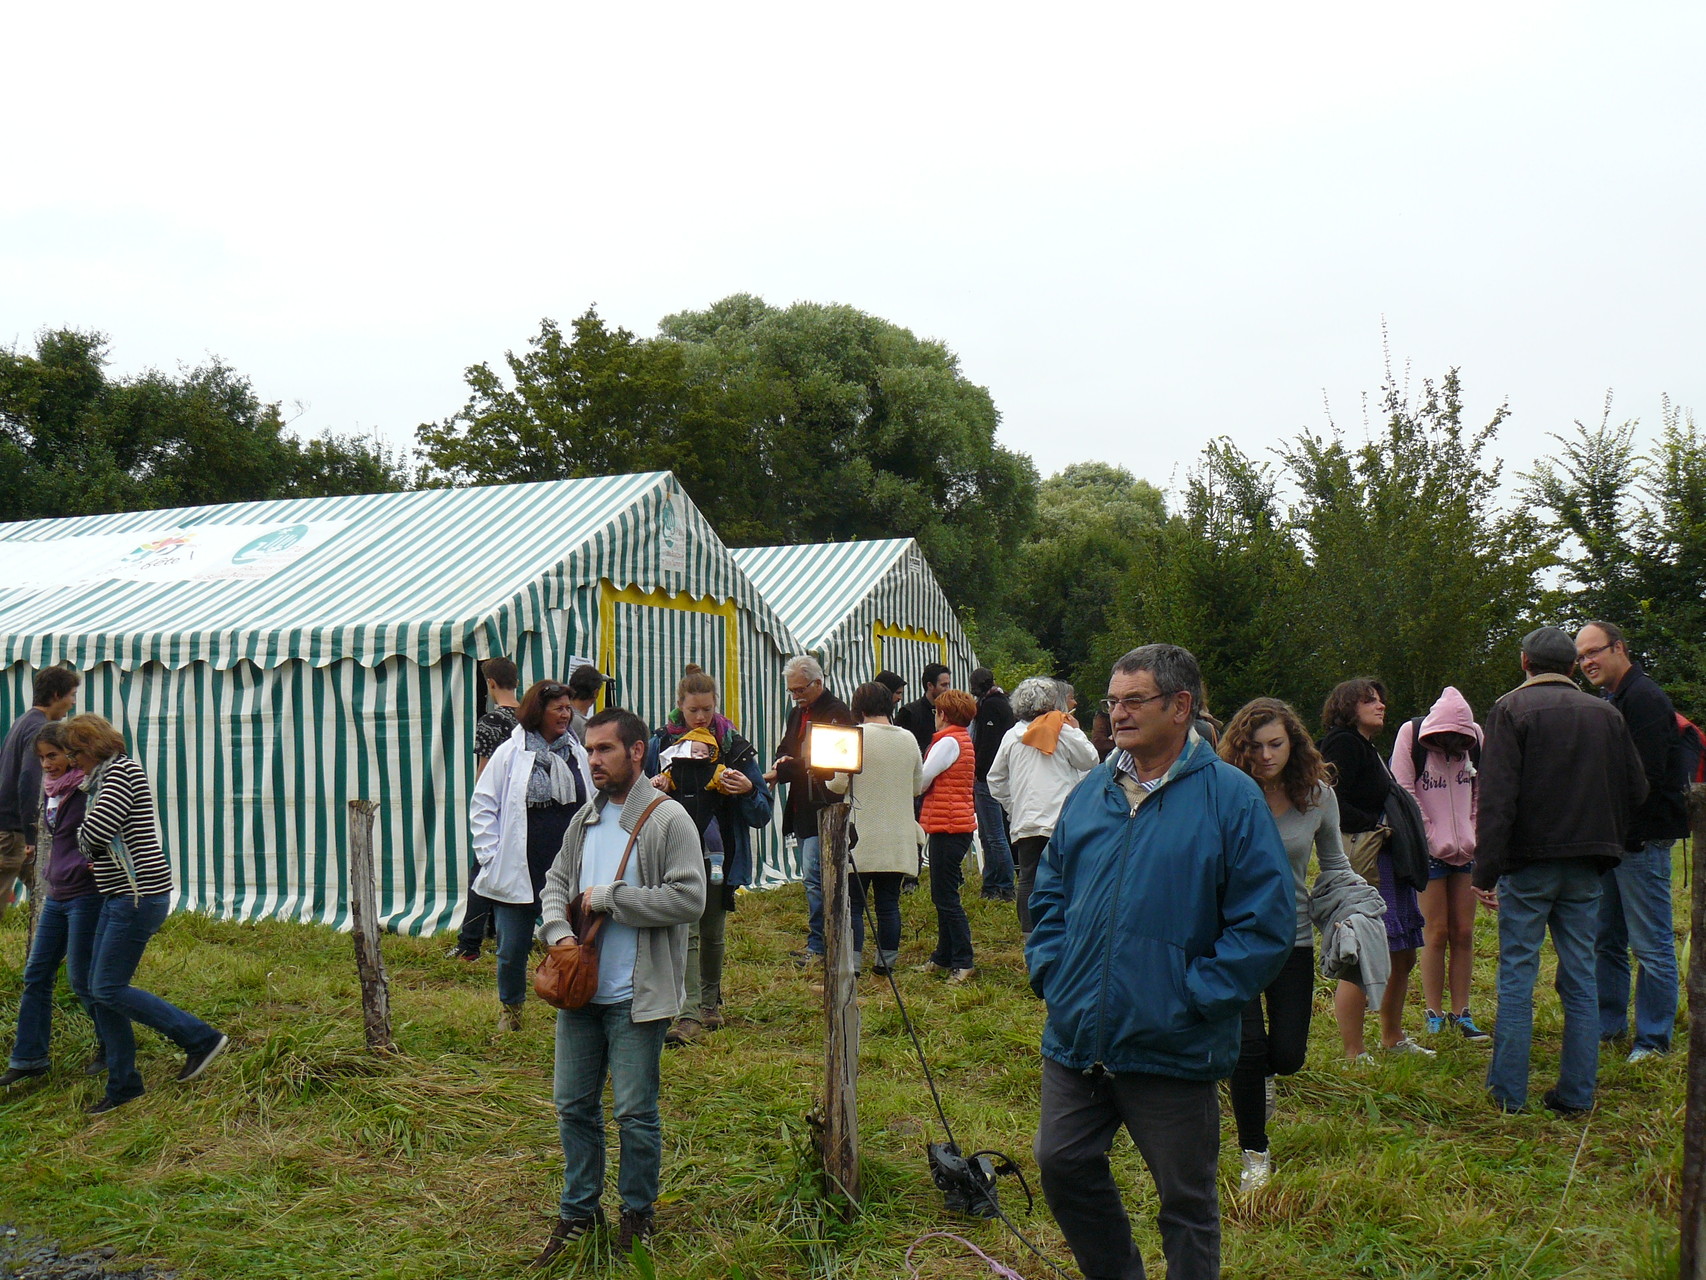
[917,688,980,983]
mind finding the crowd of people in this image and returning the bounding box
[0,617,1693,1279]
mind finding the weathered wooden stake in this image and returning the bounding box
[1683,784,1706,1278]
[347,799,395,1053]
[819,800,860,1211]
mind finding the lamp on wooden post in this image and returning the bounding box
[811,722,863,1212]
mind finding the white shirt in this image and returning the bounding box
[921,735,961,788]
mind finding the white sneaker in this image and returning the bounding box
[1264,1075,1277,1124]
[1239,1148,1271,1192]
[1386,1037,1436,1057]
[1628,1046,1666,1064]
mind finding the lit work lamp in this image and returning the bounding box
[807,722,864,775]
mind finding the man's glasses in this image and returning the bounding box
[1577,642,1617,662]
[1102,691,1174,715]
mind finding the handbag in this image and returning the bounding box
[533,795,664,1010]
[1381,781,1431,894]
[1344,827,1389,887]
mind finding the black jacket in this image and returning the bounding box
[1605,663,1689,848]
[1472,674,1648,889]
[775,688,855,838]
[895,695,936,759]
[0,708,48,843]
[972,688,1015,780]
[1319,727,1389,835]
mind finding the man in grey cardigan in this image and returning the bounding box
[530,708,705,1267]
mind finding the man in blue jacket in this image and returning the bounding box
[1027,644,1292,1280]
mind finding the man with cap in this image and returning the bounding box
[1473,626,1648,1116]
[566,666,615,744]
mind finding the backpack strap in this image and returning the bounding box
[1409,716,1427,781]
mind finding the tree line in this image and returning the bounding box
[4,305,1699,729]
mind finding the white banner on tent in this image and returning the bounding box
[1,520,352,589]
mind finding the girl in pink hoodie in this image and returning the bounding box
[1390,686,1489,1043]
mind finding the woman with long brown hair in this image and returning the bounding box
[1218,698,1355,1191]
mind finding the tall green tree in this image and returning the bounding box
[418,297,1039,595]
[0,328,408,522]
[1282,367,1555,723]
[1006,462,1166,698]
[1633,401,1706,715]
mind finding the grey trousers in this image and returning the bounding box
[1034,1056,1221,1280]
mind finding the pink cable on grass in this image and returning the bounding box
[904,1231,1029,1280]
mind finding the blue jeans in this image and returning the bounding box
[1486,861,1602,1112]
[9,892,103,1070]
[800,835,824,955]
[492,902,539,1007]
[928,832,975,971]
[553,1000,670,1218]
[1596,840,1678,1051]
[848,872,904,967]
[88,893,221,1104]
[973,778,1015,896]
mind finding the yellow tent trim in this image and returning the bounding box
[872,619,948,673]
[598,581,742,717]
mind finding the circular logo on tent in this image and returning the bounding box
[660,499,679,549]
[232,525,308,565]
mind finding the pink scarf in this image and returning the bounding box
[43,767,85,799]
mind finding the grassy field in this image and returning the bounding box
[0,854,1688,1280]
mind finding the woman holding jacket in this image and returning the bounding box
[64,714,227,1114]
[827,681,924,976]
[470,679,592,1032]
[643,665,771,1045]
[1319,679,1431,1060]
[1390,686,1489,1043]
[1218,698,1355,1190]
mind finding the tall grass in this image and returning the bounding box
[0,854,1686,1279]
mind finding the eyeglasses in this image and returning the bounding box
[1102,691,1174,715]
[1577,642,1618,661]
[539,683,570,699]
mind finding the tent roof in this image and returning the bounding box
[732,539,925,652]
[0,473,797,672]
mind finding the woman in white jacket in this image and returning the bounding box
[986,677,1099,936]
[470,679,591,1031]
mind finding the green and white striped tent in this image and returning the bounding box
[0,473,798,934]
[732,538,978,710]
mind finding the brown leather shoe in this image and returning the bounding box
[699,1005,724,1031]
[529,1208,604,1269]
[664,1016,704,1047]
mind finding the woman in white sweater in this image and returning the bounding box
[827,682,924,975]
[986,677,1099,936]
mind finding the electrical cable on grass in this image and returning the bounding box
[845,842,1074,1280]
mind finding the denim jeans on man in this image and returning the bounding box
[88,892,221,1103]
[799,835,824,955]
[9,892,102,1070]
[927,832,974,970]
[972,778,1015,897]
[553,1000,671,1218]
[1596,840,1678,1051]
[1034,1057,1220,1280]
[492,901,539,1007]
[1487,859,1602,1112]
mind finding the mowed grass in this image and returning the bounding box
[0,850,1689,1280]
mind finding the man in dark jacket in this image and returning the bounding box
[1576,620,1689,1061]
[763,656,854,963]
[969,667,1016,901]
[1028,644,1292,1280]
[1474,627,1647,1115]
[0,666,80,921]
[895,663,951,758]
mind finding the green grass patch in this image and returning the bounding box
[0,866,1686,1278]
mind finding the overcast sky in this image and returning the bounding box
[5,2,1700,500]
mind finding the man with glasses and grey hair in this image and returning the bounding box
[764,656,853,965]
[1028,644,1292,1280]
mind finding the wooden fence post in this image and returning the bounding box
[818,800,860,1211]
[347,800,395,1053]
[1684,784,1706,1278]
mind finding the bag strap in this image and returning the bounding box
[1409,716,1427,781]
[611,793,667,888]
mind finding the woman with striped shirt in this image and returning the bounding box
[63,715,227,1115]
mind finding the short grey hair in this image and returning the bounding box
[1111,644,1201,718]
[1011,676,1068,722]
[783,655,823,684]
